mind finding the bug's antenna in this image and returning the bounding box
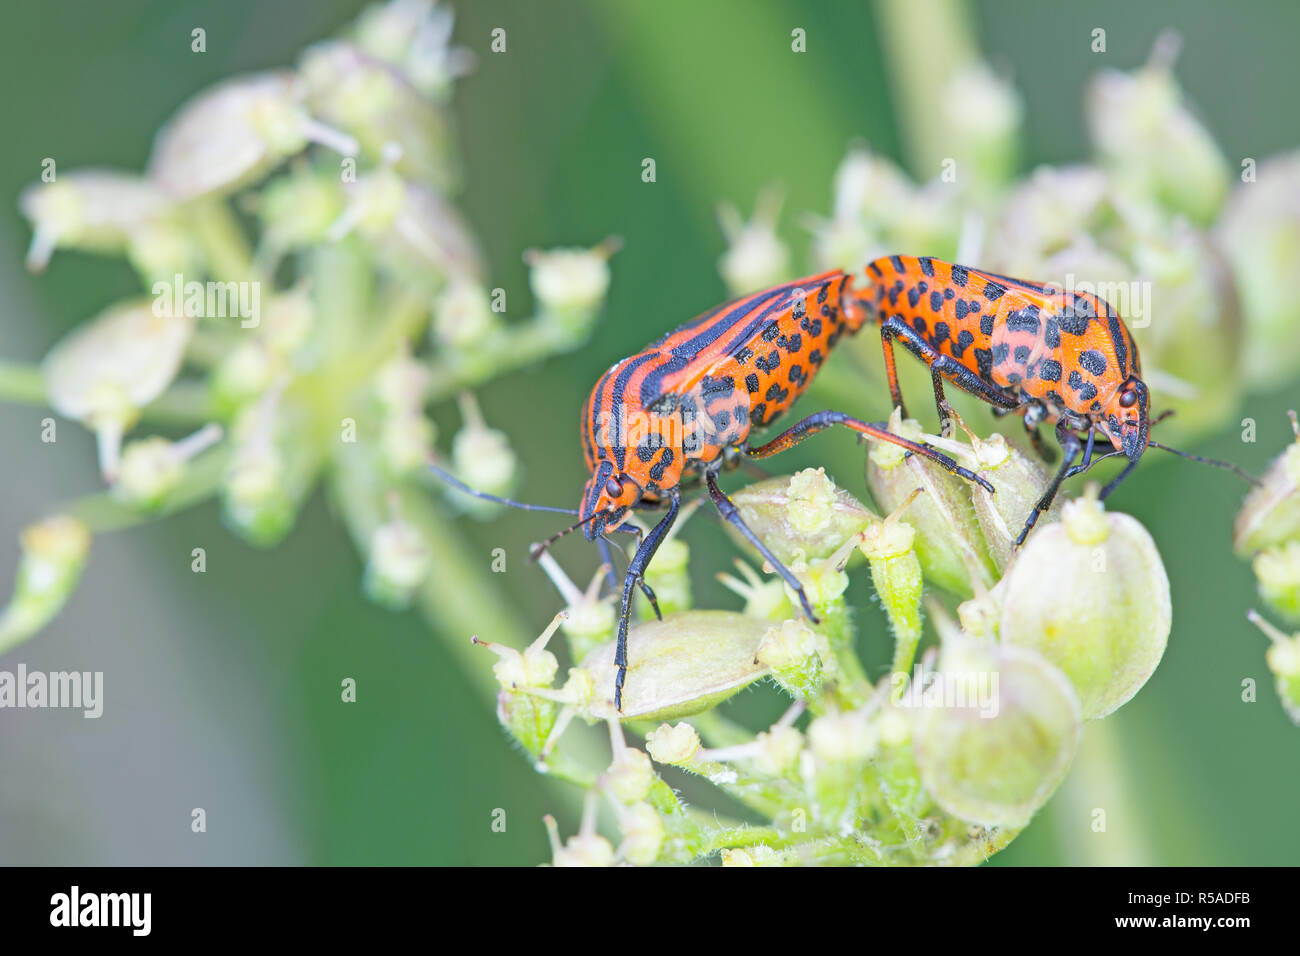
[1145,440,1261,486]
[528,511,610,560]
[428,462,580,515]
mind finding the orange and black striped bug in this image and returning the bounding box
[433,270,992,711]
[862,254,1258,544]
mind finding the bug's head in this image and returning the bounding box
[579,459,640,541]
[1103,376,1150,461]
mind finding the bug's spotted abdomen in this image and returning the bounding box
[865,255,1140,420]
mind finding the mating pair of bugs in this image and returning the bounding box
[435,255,1252,711]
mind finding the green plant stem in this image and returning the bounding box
[189,197,257,284]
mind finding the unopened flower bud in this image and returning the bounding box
[865,410,994,596]
[43,300,195,480]
[582,611,771,720]
[717,190,790,296]
[19,169,172,272]
[964,431,1057,567]
[617,802,665,865]
[259,169,346,250]
[479,615,564,755]
[1215,151,1300,387]
[432,279,496,350]
[380,412,435,477]
[859,510,924,685]
[451,407,517,507]
[149,72,356,201]
[549,823,615,868]
[374,350,431,412]
[353,0,474,101]
[912,637,1081,828]
[998,489,1171,719]
[364,517,432,609]
[212,343,274,413]
[299,42,457,191]
[646,721,701,766]
[757,619,834,701]
[1234,413,1300,557]
[115,424,223,510]
[726,470,873,566]
[1254,542,1300,623]
[606,748,655,804]
[721,845,780,866]
[754,724,804,777]
[808,710,877,764]
[526,240,616,336]
[1086,33,1229,224]
[0,516,92,653]
[1247,611,1300,725]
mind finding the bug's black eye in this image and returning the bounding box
[1119,389,1138,408]
[605,476,624,498]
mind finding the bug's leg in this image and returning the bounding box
[879,323,909,417]
[1014,423,1083,547]
[880,316,1022,413]
[596,536,620,591]
[745,410,995,493]
[930,369,956,438]
[614,490,680,712]
[705,470,818,624]
[602,527,661,616]
[1021,405,1056,463]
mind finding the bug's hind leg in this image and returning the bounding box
[879,323,909,418]
[745,409,994,493]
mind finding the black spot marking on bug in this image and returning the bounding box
[1039,359,1062,382]
[791,295,806,320]
[744,373,761,394]
[918,257,935,277]
[980,313,995,336]
[992,342,1010,364]
[1068,370,1084,390]
[637,438,659,462]
[784,333,802,353]
[1043,316,1061,349]
[1006,371,1022,385]
[1006,305,1040,334]
[1059,295,1094,335]
[984,281,1006,302]
[953,329,974,358]
[756,350,781,372]
[1079,382,1098,402]
[701,374,735,396]
[1090,400,1101,411]
[1014,345,1030,363]
[1046,389,1065,405]
[788,364,804,386]
[808,348,824,366]
[711,408,731,431]
[1108,413,1121,434]
[648,448,674,483]
[944,288,955,300]
[955,300,970,321]
[891,255,905,273]
[749,403,767,427]
[648,392,678,415]
[761,323,780,342]
[817,283,829,304]
[869,261,883,277]
[907,286,921,308]
[1079,350,1107,375]
[930,290,944,312]
[951,265,968,286]
[912,316,928,335]
[888,281,904,306]
[974,347,994,380]
[764,382,789,404]
[932,321,950,344]
[800,316,823,338]
[734,345,754,364]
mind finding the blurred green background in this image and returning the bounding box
[0,0,1297,865]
